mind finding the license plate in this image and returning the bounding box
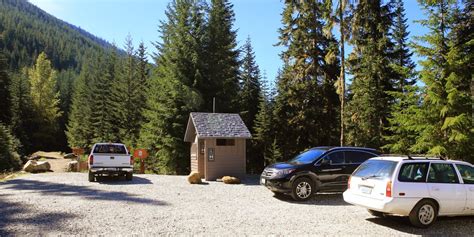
[261,178,266,185]
[360,186,372,194]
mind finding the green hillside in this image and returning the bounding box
[0,0,113,71]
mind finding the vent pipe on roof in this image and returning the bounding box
[213,97,216,113]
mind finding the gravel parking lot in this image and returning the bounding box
[1,173,473,236]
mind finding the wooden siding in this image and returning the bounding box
[190,142,198,172]
[204,138,246,181]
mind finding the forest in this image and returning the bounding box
[0,0,472,173]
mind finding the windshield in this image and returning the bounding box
[353,159,397,179]
[288,149,326,164]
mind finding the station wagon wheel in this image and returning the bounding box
[291,177,314,201]
[409,200,438,228]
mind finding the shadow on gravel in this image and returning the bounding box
[0,179,168,206]
[96,176,153,185]
[366,215,474,235]
[240,175,261,186]
[0,193,78,236]
[273,192,350,206]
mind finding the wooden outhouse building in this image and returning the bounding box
[184,112,252,181]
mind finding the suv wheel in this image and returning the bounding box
[88,171,95,182]
[409,200,438,228]
[126,172,133,181]
[291,177,314,201]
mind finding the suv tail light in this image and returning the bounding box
[386,180,392,197]
[88,155,94,165]
[348,176,351,189]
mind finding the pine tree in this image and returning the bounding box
[114,35,146,147]
[0,36,11,124]
[0,123,21,172]
[411,0,473,160]
[383,0,418,154]
[239,36,261,133]
[139,0,203,174]
[346,0,394,149]
[66,55,97,149]
[273,0,340,159]
[204,0,240,112]
[9,69,35,154]
[252,74,274,168]
[28,52,62,150]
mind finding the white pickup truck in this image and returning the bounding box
[88,143,134,182]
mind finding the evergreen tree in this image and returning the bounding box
[0,35,11,124]
[239,36,261,133]
[411,0,473,160]
[204,0,240,112]
[9,69,35,154]
[0,123,21,172]
[139,0,203,174]
[346,0,394,148]
[114,36,146,147]
[273,0,340,159]
[28,52,62,150]
[66,55,97,149]
[252,74,274,168]
[383,0,418,154]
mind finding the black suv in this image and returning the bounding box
[260,147,380,201]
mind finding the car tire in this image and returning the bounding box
[126,172,133,181]
[290,177,314,201]
[88,171,95,182]
[409,199,438,228]
[367,209,384,217]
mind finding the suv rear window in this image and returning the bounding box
[398,163,428,182]
[93,144,127,154]
[353,160,397,179]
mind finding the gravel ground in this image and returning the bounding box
[1,173,473,236]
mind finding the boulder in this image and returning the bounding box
[222,176,240,184]
[67,161,79,172]
[187,171,202,184]
[22,160,51,173]
[63,153,77,159]
[27,155,41,160]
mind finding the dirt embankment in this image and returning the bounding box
[29,151,72,173]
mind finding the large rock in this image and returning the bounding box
[22,160,51,173]
[67,161,79,172]
[187,171,202,184]
[222,176,240,184]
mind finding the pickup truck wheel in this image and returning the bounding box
[126,172,133,181]
[409,200,438,228]
[290,177,314,201]
[367,209,384,217]
[88,171,95,182]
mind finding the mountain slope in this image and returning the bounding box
[0,0,113,71]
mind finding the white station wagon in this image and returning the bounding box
[343,156,474,228]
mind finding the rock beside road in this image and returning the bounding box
[23,160,51,173]
[187,171,202,184]
[67,161,79,172]
[222,176,240,184]
[63,153,77,159]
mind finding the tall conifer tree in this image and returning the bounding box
[273,0,340,159]
[0,36,11,124]
[346,0,394,148]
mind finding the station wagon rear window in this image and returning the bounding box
[353,160,397,179]
[93,144,127,154]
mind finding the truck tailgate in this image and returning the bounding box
[92,154,131,167]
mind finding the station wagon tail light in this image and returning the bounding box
[88,155,94,165]
[386,180,392,197]
[348,176,351,189]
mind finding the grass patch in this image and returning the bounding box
[0,171,27,182]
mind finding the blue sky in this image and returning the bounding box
[29,0,428,85]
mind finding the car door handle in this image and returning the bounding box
[432,187,440,191]
[321,168,343,172]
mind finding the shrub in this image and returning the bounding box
[0,123,22,172]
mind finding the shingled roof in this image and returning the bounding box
[184,112,252,142]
